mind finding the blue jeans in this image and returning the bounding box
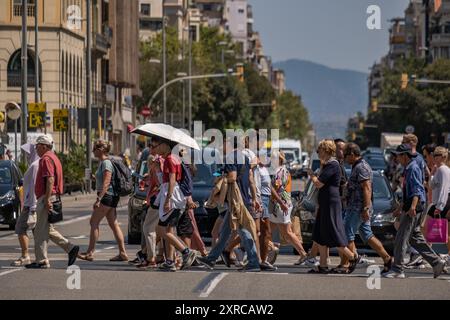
[344,208,374,243]
[207,211,259,269]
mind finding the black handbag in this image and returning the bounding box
[48,199,63,223]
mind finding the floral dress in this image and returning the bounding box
[269,165,292,225]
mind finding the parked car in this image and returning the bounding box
[363,154,388,172]
[127,155,149,244]
[294,170,398,253]
[0,160,23,230]
[127,148,219,244]
[285,150,303,179]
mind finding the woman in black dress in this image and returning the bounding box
[308,140,360,274]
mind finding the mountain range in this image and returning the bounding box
[274,59,369,140]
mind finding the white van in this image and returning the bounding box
[272,139,302,178]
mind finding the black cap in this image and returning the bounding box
[391,144,417,157]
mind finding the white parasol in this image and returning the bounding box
[131,123,200,150]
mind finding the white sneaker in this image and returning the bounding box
[382,270,406,279]
[439,254,449,266]
[356,256,375,269]
[304,257,319,267]
[234,248,247,267]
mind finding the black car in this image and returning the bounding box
[294,170,398,253]
[363,154,388,172]
[127,149,219,244]
[127,156,149,244]
[0,160,23,230]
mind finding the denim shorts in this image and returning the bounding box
[344,208,374,243]
[261,195,271,219]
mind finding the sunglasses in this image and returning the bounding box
[433,154,443,158]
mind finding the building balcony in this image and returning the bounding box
[431,33,450,46]
[93,26,112,56]
[13,4,35,17]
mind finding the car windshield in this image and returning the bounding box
[193,163,216,187]
[285,152,296,163]
[0,167,12,184]
[373,175,391,199]
[365,157,386,168]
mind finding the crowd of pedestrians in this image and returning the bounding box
[8,133,449,278]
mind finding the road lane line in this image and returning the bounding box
[0,268,22,277]
[57,215,91,226]
[196,272,228,298]
[103,246,115,250]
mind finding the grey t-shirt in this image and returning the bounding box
[257,166,272,196]
[96,159,115,196]
[430,165,450,211]
[347,159,373,212]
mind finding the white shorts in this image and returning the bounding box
[269,203,293,225]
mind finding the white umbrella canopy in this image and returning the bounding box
[131,123,200,150]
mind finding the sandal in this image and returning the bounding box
[78,252,94,262]
[348,254,361,274]
[136,260,157,269]
[308,266,330,274]
[330,265,350,274]
[11,256,31,267]
[109,254,129,262]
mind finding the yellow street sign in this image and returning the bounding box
[53,109,69,132]
[54,117,68,132]
[28,102,46,113]
[29,112,45,128]
[0,112,5,123]
[53,109,69,117]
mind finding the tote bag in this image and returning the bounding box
[425,218,448,244]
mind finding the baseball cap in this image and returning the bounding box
[35,135,54,146]
[390,144,417,157]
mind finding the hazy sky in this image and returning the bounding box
[248,0,410,73]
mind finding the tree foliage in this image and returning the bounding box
[138,26,311,138]
[364,58,450,147]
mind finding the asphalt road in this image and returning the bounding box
[0,186,449,301]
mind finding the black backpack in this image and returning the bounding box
[110,158,133,197]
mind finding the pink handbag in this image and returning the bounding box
[425,218,448,244]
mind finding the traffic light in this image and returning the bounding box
[401,73,409,90]
[359,121,364,131]
[371,99,378,113]
[236,63,244,83]
[284,119,290,129]
[351,132,356,141]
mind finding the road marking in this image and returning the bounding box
[0,232,15,239]
[57,215,91,226]
[195,272,228,298]
[0,268,22,277]
[103,246,115,250]
[68,235,88,240]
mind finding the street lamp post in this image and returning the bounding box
[86,0,92,193]
[177,72,187,129]
[20,0,28,164]
[217,41,228,65]
[188,28,193,133]
[162,3,167,124]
